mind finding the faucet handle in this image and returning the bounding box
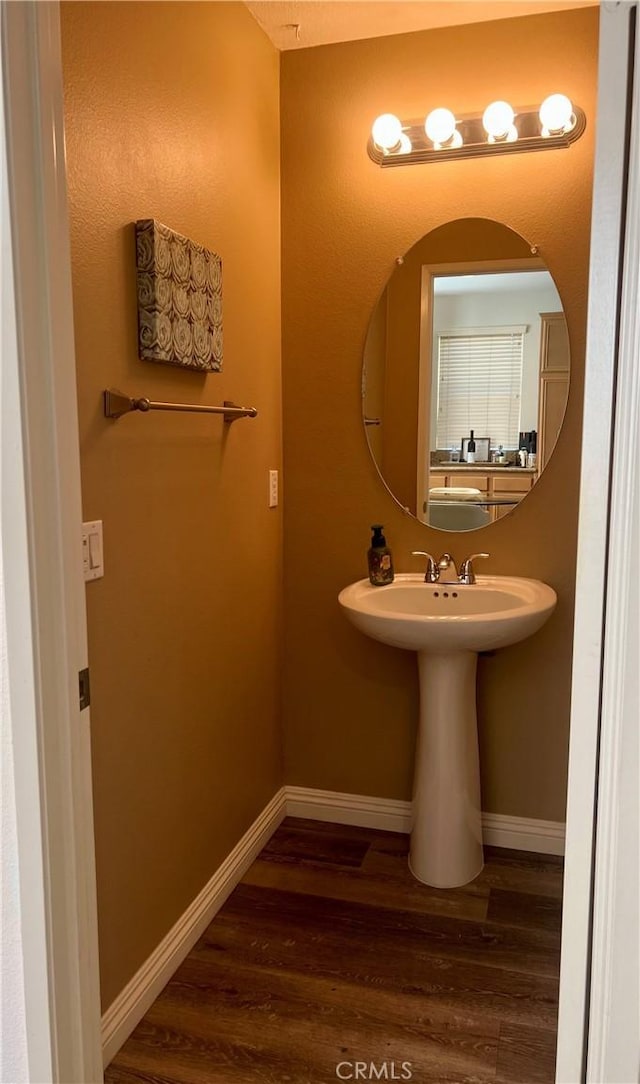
[459,552,490,585]
[411,551,439,583]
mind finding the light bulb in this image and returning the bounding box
[371,113,403,151]
[397,133,412,155]
[482,100,515,141]
[425,108,457,147]
[539,93,574,135]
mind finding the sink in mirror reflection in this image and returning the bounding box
[362,218,570,531]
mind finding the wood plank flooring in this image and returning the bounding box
[106,818,563,1084]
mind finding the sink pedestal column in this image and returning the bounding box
[409,650,483,888]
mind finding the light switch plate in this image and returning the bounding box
[82,520,104,581]
[269,469,279,508]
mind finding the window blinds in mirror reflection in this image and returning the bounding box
[436,326,525,451]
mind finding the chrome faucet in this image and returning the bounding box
[411,550,490,585]
[410,551,439,583]
[459,552,490,584]
[437,552,459,584]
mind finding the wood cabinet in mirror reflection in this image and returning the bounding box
[362,219,572,532]
[538,313,570,472]
[428,469,536,525]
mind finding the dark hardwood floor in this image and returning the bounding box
[106,818,563,1084]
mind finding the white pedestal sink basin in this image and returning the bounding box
[338,574,557,888]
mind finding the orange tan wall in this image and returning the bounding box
[362,292,386,464]
[281,8,598,822]
[61,1,282,1010]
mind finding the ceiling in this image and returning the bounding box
[244,1,598,51]
[434,271,559,296]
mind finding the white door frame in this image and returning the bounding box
[0,2,636,1081]
[556,3,637,1082]
[585,6,639,1079]
[1,2,102,1081]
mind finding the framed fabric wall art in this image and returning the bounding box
[135,219,223,372]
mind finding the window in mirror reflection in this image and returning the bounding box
[418,266,568,529]
[428,270,561,460]
[435,324,525,450]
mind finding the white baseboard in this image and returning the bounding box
[481,811,565,855]
[284,786,565,856]
[102,783,564,1065]
[285,785,412,833]
[101,786,287,1067]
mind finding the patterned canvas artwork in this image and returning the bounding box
[135,219,223,372]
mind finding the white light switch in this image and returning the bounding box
[269,470,279,508]
[82,520,104,581]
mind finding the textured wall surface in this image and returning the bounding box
[61,1,282,1010]
[281,8,598,822]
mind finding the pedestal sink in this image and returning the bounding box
[338,574,557,888]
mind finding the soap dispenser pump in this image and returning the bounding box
[368,525,394,586]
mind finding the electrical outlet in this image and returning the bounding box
[269,470,279,508]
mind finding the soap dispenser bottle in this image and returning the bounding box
[368,525,394,586]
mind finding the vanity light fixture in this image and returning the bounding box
[369,94,585,166]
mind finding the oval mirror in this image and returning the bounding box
[362,218,570,532]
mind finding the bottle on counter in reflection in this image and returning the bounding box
[466,430,477,464]
[367,524,394,586]
[527,430,537,469]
